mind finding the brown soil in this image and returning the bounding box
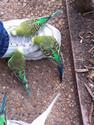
[0,0,82,125]
[66,0,94,124]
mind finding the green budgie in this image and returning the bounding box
[10,8,63,37]
[8,47,31,95]
[32,36,64,82]
[0,95,7,125]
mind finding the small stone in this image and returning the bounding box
[69,103,72,107]
[3,86,6,89]
[33,81,37,84]
[70,88,74,92]
[0,11,4,15]
[88,70,94,81]
[68,94,72,99]
[89,83,94,88]
[2,73,6,77]
[35,65,39,69]
[23,2,27,7]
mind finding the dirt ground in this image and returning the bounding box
[0,0,82,125]
[66,0,94,125]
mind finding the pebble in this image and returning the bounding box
[35,65,39,69]
[22,2,27,7]
[89,83,94,88]
[68,94,72,99]
[3,86,6,89]
[70,88,74,92]
[0,11,4,15]
[2,73,6,77]
[33,81,37,84]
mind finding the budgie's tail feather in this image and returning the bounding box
[50,8,63,18]
[34,8,63,26]
[24,83,31,96]
[57,63,64,83]
[0,95,7,113]
[14,72,31,96]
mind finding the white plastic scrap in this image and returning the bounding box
[7,93,60,125]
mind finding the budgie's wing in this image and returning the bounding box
[33,36,54,51]
[33,36,59,60]
[8,48,25,72]
[8,48,31,95]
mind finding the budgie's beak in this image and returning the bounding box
[57,63,64,83]
[0,95,7,125]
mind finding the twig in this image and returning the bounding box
[84,83,94,124]
[84,66,94,70]
[84,83,94,100]
[75,68,89,73]
[79,32,85,43]
[88,46,94,53]
[89,102,94,124]
[86,58,94,65]
[83,10,94,16]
